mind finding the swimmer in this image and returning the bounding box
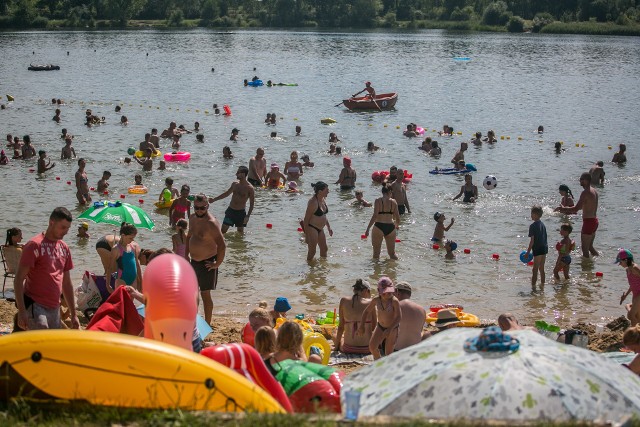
[285,181,300,193]
[196,133,204,143]
[0,150,8,165]
[335,156,356,190]
[270,131,277,138]
[60,137,76,160]
[357,277,400,359]
[328,144,336,154]
[158,160,166,170]
[150,128,160,148]
[161,122,178,138]
[403,124,417,138]
[589,161,605,186]
[364,185,399,259]
[484,130,497,143]
[455,159,467,170]
[558,184,574,207]
[75,158,91,204]
[208,166,255,234]
[115,105,121,113]
[193,121,200,132]
[53,108,61,123]
[367,141,380,152]
[444,240,456,260]
[134,148,153,172]
[428,140,441,156]
[284,151,303,181]
[265,163,286,189]
[432,212,454,242]
[471,131,482,146]
[329,132,340,143]
[222,146,233,159]
[120,115,128,125]
[172,219,188,259]
[37,150,55,174]
[438,124,452,136]
[295,125,301,136]
[353,190,372,207]
[133,174,143,186]
[171,134,181,150]
[389,169,410,214]
[554,141,564,154]
[123,157,132,165]
[60,129,72,140]
[451,142,467,166]
[553,224,574,280]
[452,173,478,203]
[230,128,239,142]
[612,143,627,163]
[301,154,314,168]
[419,137,432,151]
[5,134,13,146]
[21,136,36,159]
[248,148,266,187]
[77,222,90,239]
[169,184,191,227]
[537,125,544,133]
[264,113,272,124]
[270,113,276,125]
[335,146,342,155]
[159,177,179,204]
[302,181,333,261]
[139,133,154,153]
[178,124,191,134]
[97,170,111,193]
[618,249,640,326]
[214,108,220,115]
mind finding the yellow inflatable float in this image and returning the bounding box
[426,304,480,327]
[0,330,285,413]
[320,118,336,124]
[275,318,331,365]
[135,149,162,158]
[128,185,148,194]
[154,198,175,208]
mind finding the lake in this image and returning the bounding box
[0,29,638,326]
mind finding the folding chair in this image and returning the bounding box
[1,245,16,299]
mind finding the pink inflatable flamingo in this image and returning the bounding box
[143,254,198,351]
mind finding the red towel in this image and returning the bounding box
[86,286,144,335]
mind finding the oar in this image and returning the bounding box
[334,101,344,107]
[371,98,382,112]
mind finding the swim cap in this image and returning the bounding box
[343,156,351,167]
[447,240,457,251]
[365,81,371,85]
[80,222,89,230]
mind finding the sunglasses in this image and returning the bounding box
[194,205,208,211]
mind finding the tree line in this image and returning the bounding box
[1,0,639,31]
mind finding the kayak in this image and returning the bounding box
[28,64,60,71]
[429,164,477,175]
[342,93,398,111]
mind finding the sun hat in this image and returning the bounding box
[463,326,520,354]
[395,281,412,292]
[271,163,279,169]
[352,278,371,291]
[615,249,633,263]
[377,276,395,294]
[274,297,291,313]
[430,309,461,328]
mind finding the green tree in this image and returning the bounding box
[103,0,147,24]
[13,0,37,26]
[201,0,219,20]
[349,0,379,26]
[506,14,523,31]
[482,0,510,25]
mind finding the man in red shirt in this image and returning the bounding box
[14,207,79,330]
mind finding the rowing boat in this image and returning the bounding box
[342,93,398,110]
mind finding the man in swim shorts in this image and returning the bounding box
[390,170,410,215]
[555,172,599,258]
[186,194,226,325]
[248,147,266,187]
[394,282,426,351]
[208,166,255,234]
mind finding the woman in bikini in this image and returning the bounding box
[335,279,374,354]
[302,181,333,261]
[75,158,92,204]
[284,151,303,181]
[105,222,142,293]
[169,184,191,227]
[335,156,356,190]
[364,184,400,260]
[357,277,401,360]
[452,173,478,203]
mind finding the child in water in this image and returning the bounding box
[553,224,574,280]
[618,249,640,326]
[525,205,548,288]
[222,146,233,159]
[558,184,574,207]
[77,222,90,239]
[172,219,188,259]
[444,240,457,260]
[357,277,401,360]
[353,190,372,207]
[432,212,454,243]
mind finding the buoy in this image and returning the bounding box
[120,194,125,199]
[384,124,388,127]
[518,136,523,140]
[6,95,14,102]
[395,239,401,243]
[66,181,71,185]
[28,169,34,172]
[55,177,60,180]
[297,227,303,232]
[464,248,471,254]
[361,234,367,239]
[581,144,585,148]
[432,244,440,250]
[457,132,462,135]
[527,261,534,266]
[266,223,273,229]
[223,105,232,115]
[492,253,500,260]
[90,187,95,191]
[506,136,510,140]
[595,271,603,277]
[396,126,400,129]
[500,136,505,140]
[575,143,579,147]
[138,199,144,204]
[608,146,612,150]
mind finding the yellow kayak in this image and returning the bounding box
[0,330,285,413]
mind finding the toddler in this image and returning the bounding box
[553,224,575,280]
[432,212,454,243]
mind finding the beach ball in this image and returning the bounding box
[127,147,136,155]
[483,175,497,190]
[520,250,533,264]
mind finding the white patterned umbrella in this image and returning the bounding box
[343,327,640,423]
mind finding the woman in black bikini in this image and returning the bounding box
[302,181,333,262]
[452,173,478,203]
[364,185,400,259]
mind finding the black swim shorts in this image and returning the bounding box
[223,207,247,228]
[190,255,219,291]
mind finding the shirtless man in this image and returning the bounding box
[21,136,36,160]
[555,172,599,258]
[612,144,627,163]
[150,128,160,148]
[353,81,376,100]
[390,169,411,215]
[394,281,426,351]
[75,158,91,204]
[208,166,255,234]
[60,137,76,159]
[139,133,155,153]
[589,161,605,186]
[451,142,467,166]
[161,122,178,138]
[247,147,267,187]
[135,148,153,172]
[37,150,55,174]
[186,194,226,325]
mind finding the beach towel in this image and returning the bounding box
[329,350,374,367]
[86,286,144,335]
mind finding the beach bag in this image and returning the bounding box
[75,271,103,312]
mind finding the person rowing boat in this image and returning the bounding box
[352,81,376,100]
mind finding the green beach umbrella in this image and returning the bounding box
[78,201,155,230]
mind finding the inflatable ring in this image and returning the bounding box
[302,332,331,365]
[426,311,480,327]
[320,118,336,124]
[135,150,162,158]
[274,317,315,334]
[128,185,148,194]
[154,198,174,209]
[371,170,413,184]
[241,322,255,346]
[164,152,191,162]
